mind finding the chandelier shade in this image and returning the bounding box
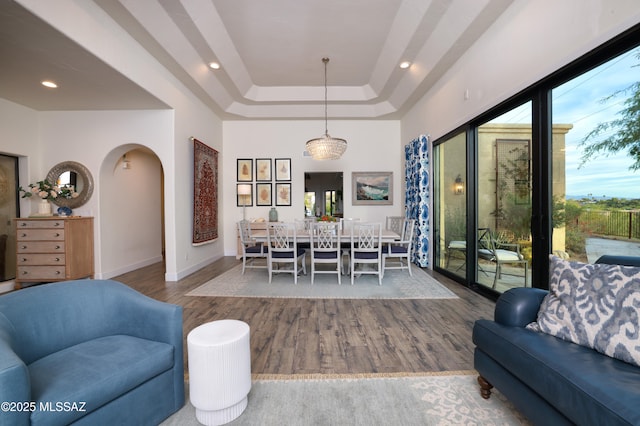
[307,58,347,160]
[306,133,347,160]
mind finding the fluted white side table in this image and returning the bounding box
[187,320,251,425]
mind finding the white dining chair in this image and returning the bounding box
[266,222,307,284]
[339,218,360,275]
[309,221,341,285]
[385,216,404,235]
[350,222,383,285]
[382,218,415,277]
[237,220,268,274]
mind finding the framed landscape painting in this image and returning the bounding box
[352,172,393,205]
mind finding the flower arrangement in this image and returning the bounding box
[318,214,337,222]
[19,179,79,201]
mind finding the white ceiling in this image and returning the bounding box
[0,0,514,119]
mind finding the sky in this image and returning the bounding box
[491,46,640,199]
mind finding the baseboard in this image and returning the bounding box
[166,254,224,282]
[0,280,15,294]
[97,256,164,280]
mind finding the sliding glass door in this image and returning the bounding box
[477,103,533,291]
[433,132,466,278]
[433,29,639,294]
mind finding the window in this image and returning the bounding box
[552,46,640,263]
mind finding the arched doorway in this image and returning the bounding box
[99,145,165,279]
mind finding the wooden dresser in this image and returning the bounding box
[15,217,94,289]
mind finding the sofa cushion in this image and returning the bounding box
[474,319,640,425]
[527,255,640,367]
[28,335,174,426]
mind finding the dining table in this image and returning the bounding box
[249,225,402,277]
[249,228,401,243]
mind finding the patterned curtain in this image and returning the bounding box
[405,135,431,268]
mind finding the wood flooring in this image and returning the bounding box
[114,257,495,376]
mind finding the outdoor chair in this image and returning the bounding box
[477,227,528,288]
[350,222,383,285]
[267,222,307,284]
[238,220,268,274]
[383,218,415,277]
[309,221,341,284]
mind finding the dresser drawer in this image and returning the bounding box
[17,241,65,253]
[17,266,66,280]
[16,220,65,229]
[16,229,65,241]
[17,254,66,266]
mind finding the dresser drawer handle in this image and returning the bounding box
[55,258,60,262]
[55,271,61,275]
[22,271,28,275]
[21,258,27,262]
[54,222,61,227]
[54,233,60,237]
[21,233,27,238]
[21,245,27,250]
[55,245,61,250]
[20,222,27,227]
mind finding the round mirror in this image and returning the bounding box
[46,161,94,209]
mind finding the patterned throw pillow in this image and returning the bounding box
[526,255,640,367]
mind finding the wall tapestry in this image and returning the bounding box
[405,134,431,268]
[193,138,219,245]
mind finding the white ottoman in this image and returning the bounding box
[187,320,251,425]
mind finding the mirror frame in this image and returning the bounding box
[46,161,94,209]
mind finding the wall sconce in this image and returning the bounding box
[454,174,464,195]
[237,184,252,220]
[122,154,131,170]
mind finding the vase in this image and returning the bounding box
[269,207,278,222]
[38,199,52,216]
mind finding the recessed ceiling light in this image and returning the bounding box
[208,62,221,70]
[41,80,58,88]
[399,61,411,69]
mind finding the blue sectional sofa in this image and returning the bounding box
[0,279,185,425]
[473,255,640,425]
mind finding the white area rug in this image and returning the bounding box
[162,372,530,425]
[186,264,457,299]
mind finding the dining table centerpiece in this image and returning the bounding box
[19,179,79,216]
[318,215,337,222]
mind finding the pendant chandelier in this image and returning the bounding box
[306,57,347,160]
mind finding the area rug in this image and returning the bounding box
[161,371,530,425]
[186,264,457,299]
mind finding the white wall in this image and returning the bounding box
[222,120,403,256]
[401,0,640,142]
[15,0,225,281]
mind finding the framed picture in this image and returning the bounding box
[236,183,253,207]
[255,158,272,181]
[275,182,291,206]
[237,158,253,182]
[352,172,393,205]
[256,183,272,206]
[275,158,291,181]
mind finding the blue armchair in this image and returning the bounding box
[0,279,184,425]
